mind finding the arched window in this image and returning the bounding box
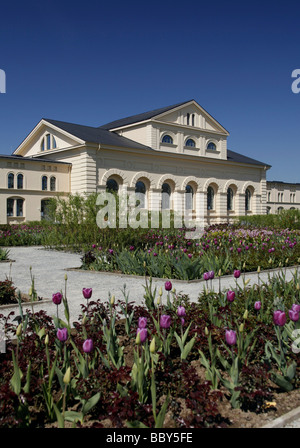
[162,135,173,144]
[17,174,23,189]
[135,181,146,208]
[207,186,214,210]
[207,142,216,151]
[245,188,251,211]
[8,173,14,189]
[192,114,195,126]
[106,178,119,193]
[41,134,57,151]
[161,183,171,209]
[268,192,271,201]
[7,198,14,216]
[52,136,57,149]
[41,140,45,151]
[187,113,190,126]
[50,176,56,192]
[227,187,234,211]
[266,206,271,215]
[186,139,195,147]
[185,185,194,210]
[42,176,48,191]
[277,207,283,213]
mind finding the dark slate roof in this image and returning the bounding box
[0,154,71,164]
[227,149,271,168]
[43,119,152,151]
[98,100,193,130]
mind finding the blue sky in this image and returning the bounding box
[0,0,299,182]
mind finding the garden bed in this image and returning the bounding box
[1,271,300,428]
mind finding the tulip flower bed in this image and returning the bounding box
[0,223,47,247]
[81,226,300,280]
[0,270,300,428]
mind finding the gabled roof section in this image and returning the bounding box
[98,100,193,130]
[39,119,153,151]
[227,149,271,168]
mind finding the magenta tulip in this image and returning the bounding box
[208,270,215,279]
[234,270,241,279]
[291,304,300,313]
[273,310,286,326]
[83,339,93,353]
[136,327,148,343]
[165,281,172,291]
[225,329,237,346]
[138,317,147,329]
[52,292,62,305]
[254,301,261,311]
[82,288,93,299]
[226,290,235,303]
[203,272,210,281]
[160,314,172,329]
[57,327,68,342]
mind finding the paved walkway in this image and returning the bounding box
[0,246,299,427]
[0,246,298,325]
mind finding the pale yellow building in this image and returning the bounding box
[266,181,300,214]
[0,99,273,225]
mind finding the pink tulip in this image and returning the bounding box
[138,317,147,329]
[83,339,93,353]
[57,327,68,342]
[291,304,300,313]
[203,272,210,281]
[160,314,172,329]
[136,327,148,343]
[234,270,241,278]
[254,301,261,311]
[177,306,186,317]
[289,309,299,322]
[225,329,237,346]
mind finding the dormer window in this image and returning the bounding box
[41,134,57,151]
[207,142,216,151]
[186,138,196,147]
[162,135,173,144]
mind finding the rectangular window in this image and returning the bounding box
[7,199,14,216]
[16,199,23,217]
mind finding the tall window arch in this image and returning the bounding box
[162,135,173,144]
[106,178,119,193]
[207,186,214,210]
[7,198,14,216]
[161,183,171,210]
[227,187,234,211]
[8,173,14,189]
[191,114,195,126]
[41,134,57,151]
[207,142,216,151]
[135,181,146,208]
[186,113,190,125]
[50,176,56,192]
[42,176,48,191]
[17,174,24,189]
[245,188,251,211]
[185,185,194,210]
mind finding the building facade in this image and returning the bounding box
[266,181,300,214]
[0,100,277,225]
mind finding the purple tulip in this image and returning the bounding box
[254,301,261,311]
[136,327,148,343]
[181,318,185,326]
[177,306,186,317]
[165,281,172,291]
[82,288,93,299]
[160,314,172,329]
[234,270,241,279]
[273,310,287,326]
[52,292,62,305]
[108,249,114,255]
[138,317,147,329]
[225,329,237,346]
[208,270,215,280]
[83,339,93,353]
[289,309,299,322]
[226,290,235,303]
[57,327,68,342]
[203,272,210,281]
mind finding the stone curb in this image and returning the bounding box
[261,406,300,428]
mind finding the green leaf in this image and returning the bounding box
[10,350,23,395]
[53,403,65,428]
[82,392,101,415]
[155,394,170,428]
[271,372,294,392]
[126,421,149,428]
[182,335,196,360]
[64,410,83,423]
